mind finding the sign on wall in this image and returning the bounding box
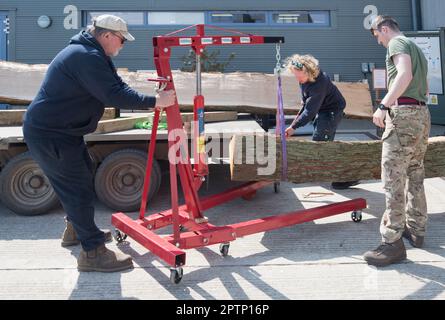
[409,36,443,95]
[372,68,387,89]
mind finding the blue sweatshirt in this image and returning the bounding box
[291,71,346,129]
[23,31,156,137]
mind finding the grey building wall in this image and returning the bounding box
[421,0,445,30]
[0,0,414,81]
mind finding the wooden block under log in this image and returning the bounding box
[94,116,149,134]
[229,134,445,183]
[101,108,119,120]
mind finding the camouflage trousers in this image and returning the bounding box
[380,105,431,243]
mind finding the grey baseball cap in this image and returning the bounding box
[93,14,135,41]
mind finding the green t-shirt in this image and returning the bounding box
[386,35,428,102]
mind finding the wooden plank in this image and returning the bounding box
[177,105,300,116]
[0,96,31,105]
[127,111,238,124]
[94,116,149,134]
[0,110,27,126]
[0,95,281,116]
[157,111,238,123]
[0,108,118,126]
[229,134,445,182]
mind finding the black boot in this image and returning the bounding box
[77,244,133,272]
[402,225,424,248]
[363,238,407,267]
[61,219,112,247]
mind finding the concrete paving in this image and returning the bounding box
[1,122,445,300]
[1,167,445,300]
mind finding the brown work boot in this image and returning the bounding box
[363,238,407,267]
[61,219,112,247]
[402,225,424,248]
[77,244,133,272]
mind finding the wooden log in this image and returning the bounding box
[1,61,373,118]
[0,108,118,126]
[229,134,445,182]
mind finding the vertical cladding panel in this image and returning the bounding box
[3,0,413,81]
[421,0,445,30]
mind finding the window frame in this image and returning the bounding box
[81,10,333,29]
[146,11,205,26]
[206,11,268,26]
[269,10,331,28]
[83,11,147,28]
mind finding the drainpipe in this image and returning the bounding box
[411,0,422,31]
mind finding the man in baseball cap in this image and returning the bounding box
[23,14,175,273]
[87,14,136,57]
[92,14,135,42]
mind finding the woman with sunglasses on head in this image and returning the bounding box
[284,54,359,190]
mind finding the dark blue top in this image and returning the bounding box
[23,31,156,137]
[291,71,346,129]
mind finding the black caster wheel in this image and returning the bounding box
[351,210,363,223]
[219,243,230,257]
[170,267,183,284]
[274,182,280,193]
[114,230,128,243]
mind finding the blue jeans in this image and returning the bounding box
[312,110,344,142]
[23,129,105,251]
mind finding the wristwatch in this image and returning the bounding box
[378,103,390,111]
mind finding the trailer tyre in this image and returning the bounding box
[94,149,161,212]
[0,152,59,215]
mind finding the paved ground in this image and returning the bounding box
[1,121,445,300]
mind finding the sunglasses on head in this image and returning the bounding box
[291,61,304,70]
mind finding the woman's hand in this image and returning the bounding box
[285,127,295,138]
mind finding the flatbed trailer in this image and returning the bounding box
[0,115,264,215]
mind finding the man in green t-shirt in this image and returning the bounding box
[363,16,431,267]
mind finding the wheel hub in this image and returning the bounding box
[29,175,44,189]
[122,173,136,186]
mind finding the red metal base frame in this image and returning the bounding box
[112,181,367,268]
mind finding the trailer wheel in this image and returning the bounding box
[94,149,161,212]
[0,152,59,215]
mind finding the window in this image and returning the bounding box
[147,12,204,25]
[209,12,266,24]
[272,11,330,26]
[86,11,145,26]
[82,10,331,28]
